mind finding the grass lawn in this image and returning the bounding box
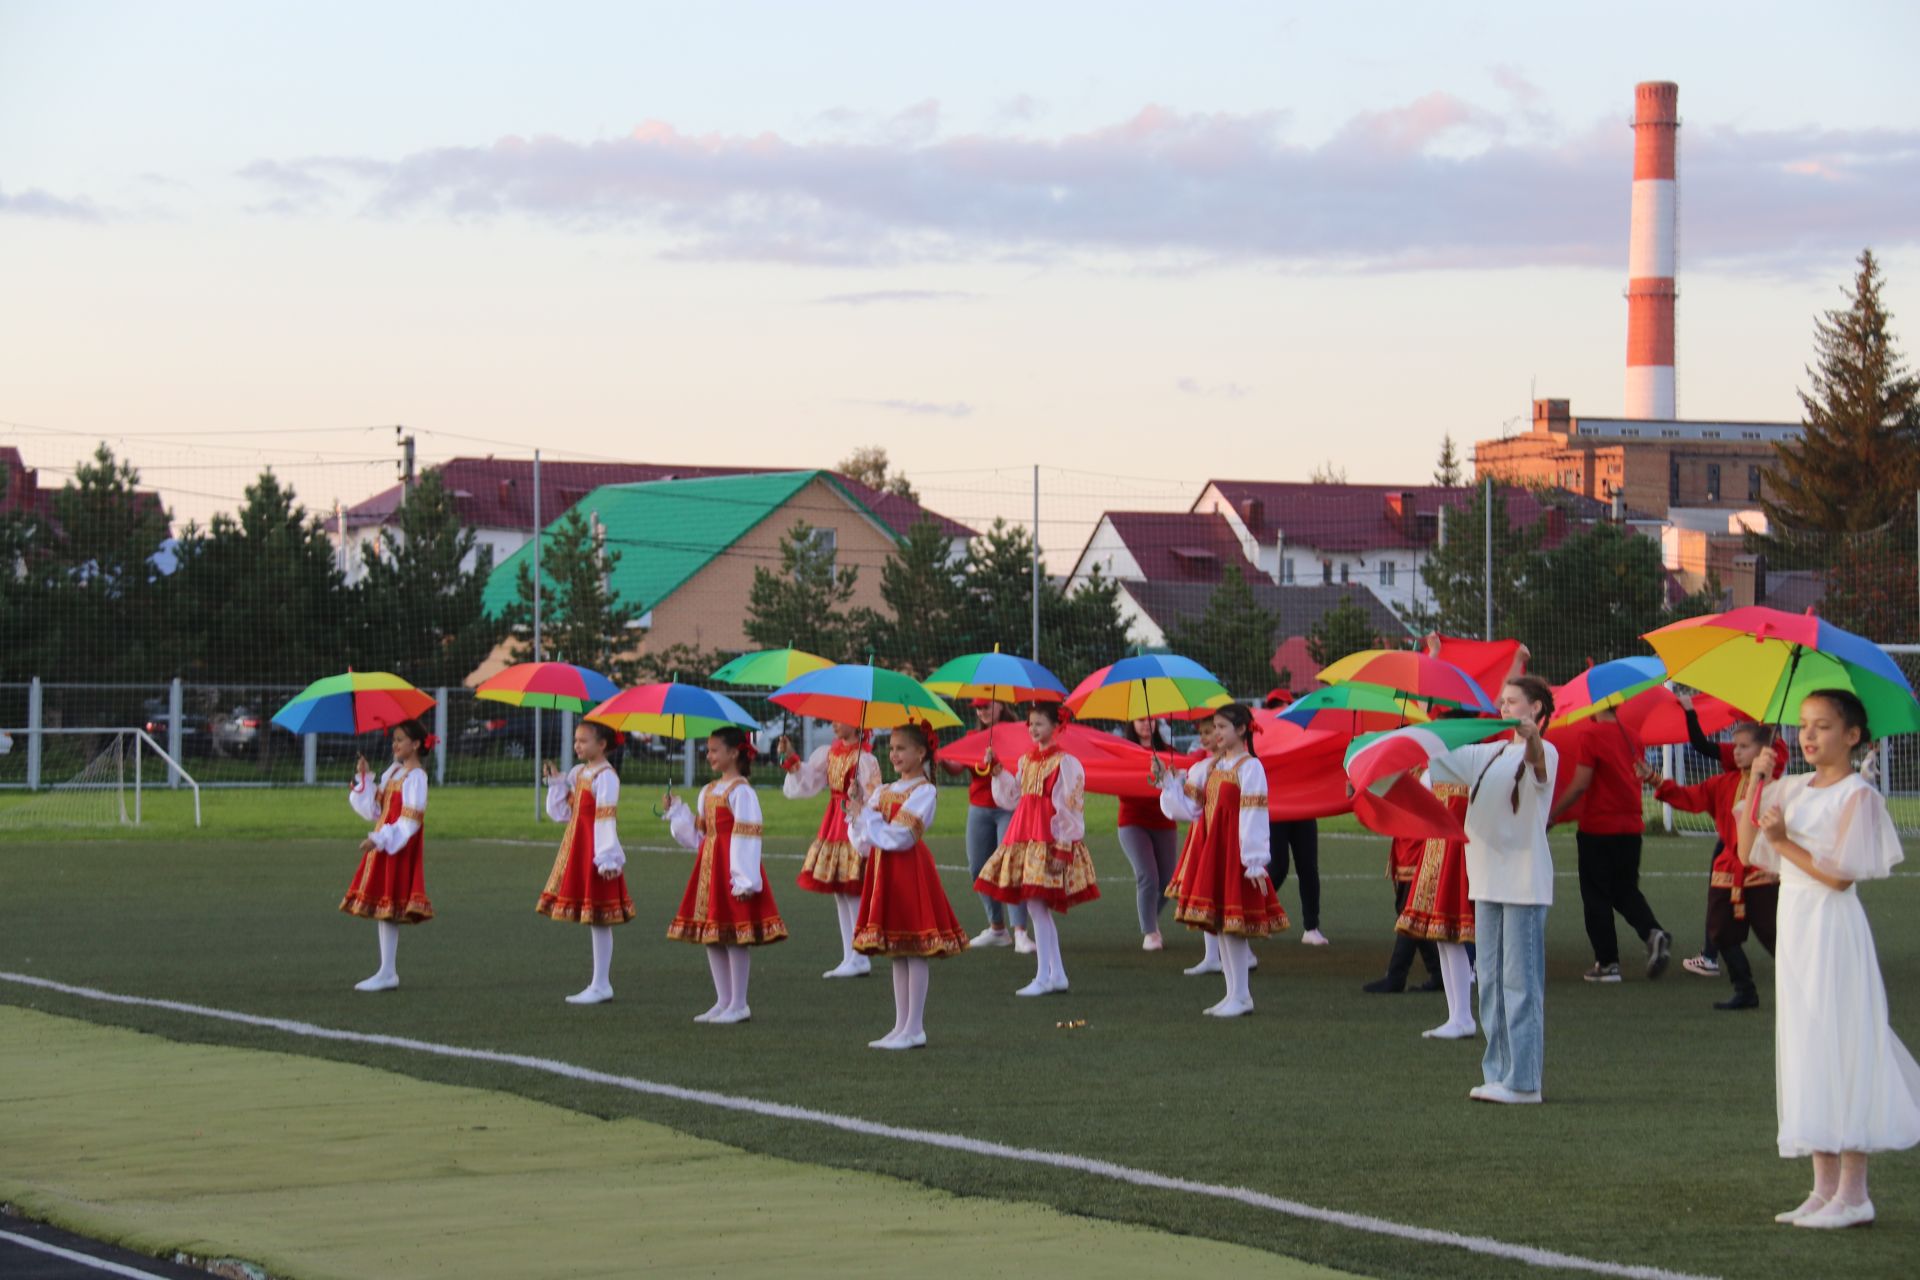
[3,785,1917,1279]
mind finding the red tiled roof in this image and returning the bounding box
[334,456,972,541]
[1,447,167,526]
[1198,480,1617,552]
[1090,511,1248,582]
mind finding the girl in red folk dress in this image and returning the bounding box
[539,720,635,1005]
[341,719,435,992]
[1396,773,1477,1039]
[1163,717,1228,977]
[1155,704,1285,1018]
[974,703,1100,997]
[661,726,787,1024]
[779,721,883,979]
[848,721,970,1049]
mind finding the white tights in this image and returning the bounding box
[1437,942,1475,1033]
[833,893,860,964]
[704,945,753,1015]
[1218,934,1253,1006]
[890,958,930,1038]
[375,921,398,980]
[1026,902,1066,989]
[589,925,613,992]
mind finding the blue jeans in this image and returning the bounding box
[1475,900,1548,1094]
[966,804,1025,930]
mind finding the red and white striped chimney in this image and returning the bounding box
[1625,81,1678,419]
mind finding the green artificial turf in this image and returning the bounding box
[2,786,1916,1279]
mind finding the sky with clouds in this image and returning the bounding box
[3,0,1917,541]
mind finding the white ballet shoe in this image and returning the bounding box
[1208,997,1254,1018]
[354,973,399,993]
[868,1030,907,1049]
[1247,952,1260,970]
[1202,995,1231,1015]
[1013,929,1036,955]
[1773,1194,1829,1225]
[873,1032,926,1050]
[1142,932,1164,952]
[693,1003,728,1023]
[565,984,614,1005]
[1014,978,1057,997]
[1422,1022,1477,1040]
[1794,1197,1873,1229]
[823,956,872,979]
[708,1005,752,1025]
[1184,958,1222,976]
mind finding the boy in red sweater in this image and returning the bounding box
[1555,707,1669,982]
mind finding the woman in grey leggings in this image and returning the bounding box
[1117,718,1181,951]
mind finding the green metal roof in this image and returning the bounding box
[481,470,890,619]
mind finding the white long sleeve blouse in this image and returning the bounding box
[1428,739,1558,906]
[349,763,427,855]
[1158,754,1269,874]
[546,763,625,874]
[849,777,939,855]
[782,743,881,802]
[663,779,766,895]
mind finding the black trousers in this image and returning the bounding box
[1383,880,1441,985]
[1699,841,1724,962]
[1577,831,1663,967]
[1708,884,1779,1000]
[1270,818,1321,931]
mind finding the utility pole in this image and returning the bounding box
[395,426,416,506]
[1483,474,1494,641]
[533,449,543,817]
[1030,465,1041,661]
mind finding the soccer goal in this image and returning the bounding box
[0,727,201,829]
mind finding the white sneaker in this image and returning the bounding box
[873,1032,926,1050]
[1142,932,1164,952]
[708,1006,752,1025]
[1301,929,1329,946]
[1013,929,1036,955]
[1469,1083,1542,1104]
[354,973,399,993]
[1421,1022,1476,1040]
[970,927,1012,948]
[1208,997,1254,1018]
[1014,978,1056,997]
[564,984,613,1005]
[1184,957,1222,976]
[823,957,872,979]
[1795,1197,1873,1230]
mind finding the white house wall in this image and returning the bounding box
[1066,516,1147,589]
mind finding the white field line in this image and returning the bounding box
[0,1230,177,1280]
[0,972,1714,1280]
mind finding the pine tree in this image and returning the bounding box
[868,519,968,676]
[1042,567,1131,687]
[1510,522,1669,683]
[1401,484,1541,643]
[39,445,175,682]
[500,507,642,678]
[350,468,502,688]
[961,519,1042,655]
[1167,564,1281,698]
[1763,249,1920,533]
[1433,434,1465,487]
[1306,593,1381,668]
[743,520,868,663]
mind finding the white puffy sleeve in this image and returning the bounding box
[1049,754,1087,845]
[853,783,938,854]
[1815,779,1904,882]
[546,764,578,823]
[1235,756,1271,874]
[990,760,1021,811]
[727,784,765,895]
[591,768,625,874]
[857,751,883,803]
[783,745,831,800]
[1160,759,1206,823]
[348,764,385,823]
[663,783,707,852]
[372,770,427,854]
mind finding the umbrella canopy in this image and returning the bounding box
[1277,682,1433,734]
[586,682,760,740]
[1316,649,1499,713]
[1063,654,1234,722]
[1614,689,1746,747]
[924,650,1069,703]
[475,662,620,714]
[272,671,435,735]
[1549,656,1668,729]
[710,648,833,687]
[1645,606,1920,736]
[770,664,961,730]
[1344,718,1518,841]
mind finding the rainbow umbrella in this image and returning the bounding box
[272,671,435,734]
[770,664,961,730]
[924,649,1069,703]
[710,648,833,687]
[1549,656,1668,729]
[1064,654,1234,723]
[586,682,760,739]
[476,662,620,714]
[1316,649,1498,713]
[1278,682,1432,734]
[1644,606,1920,737]
[1344,718,1519,840]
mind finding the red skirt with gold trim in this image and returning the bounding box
[667,834,787,947]
[855,841,969,957]
[536,841,635,926]
[1395,837,1473,943]
[1171,821,1287,938]
[340,836,433,924]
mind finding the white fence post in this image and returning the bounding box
[303,733,317,785]
[26,676,42,791]
[682,736,695,789]
[168,677,183,787]
[435,688,448,786]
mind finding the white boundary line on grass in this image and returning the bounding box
[0,1229,177,1280]
[1,972,1714,1280]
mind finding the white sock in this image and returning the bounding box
[904,958,929,1038]
[726,946,752,1012]
[590,925,613,992]
[834,893,859,963]
[1028,902,1064,987]
[704,946,733,1013]
[376,921,399,980]
[1439,943,1474,1030]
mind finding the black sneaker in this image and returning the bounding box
[1415,974,1444,992]
[1362,976,1406,994]
[1583,963,1622,983]
[1647,928,1673,980]
[1714,991,1760,1011]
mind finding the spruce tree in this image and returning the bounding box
[350,468,502,688]
[1306,593,1381,668]
[1433,434,1465,487]
[1167,564,1281,698]
[743,520,866,663]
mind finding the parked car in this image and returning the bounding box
[461,709,534,759]
[142,699,213,757]
[208,706,265,754]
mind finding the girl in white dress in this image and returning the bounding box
[1738,687,1920,1229]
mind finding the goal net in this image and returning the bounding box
[0,731,131,829]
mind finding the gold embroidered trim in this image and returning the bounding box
[1239,794,1267,809]
[1017,751,1065,795]
[734,822,764,836]
[399,806,425,821]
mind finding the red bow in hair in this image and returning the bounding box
[741,740,759,762]
[423,733,440,751]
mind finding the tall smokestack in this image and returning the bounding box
[1626,81,1678,419]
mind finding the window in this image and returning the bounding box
[804,527,838,580]
[1749,466,1762,501]
[1280,557,1296,585]
[1378,560,1396,586]
[1707,463,1721,502]
[1339,562,1350,584]
[1669,457,1680,503]
[1322,561,1332,585]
